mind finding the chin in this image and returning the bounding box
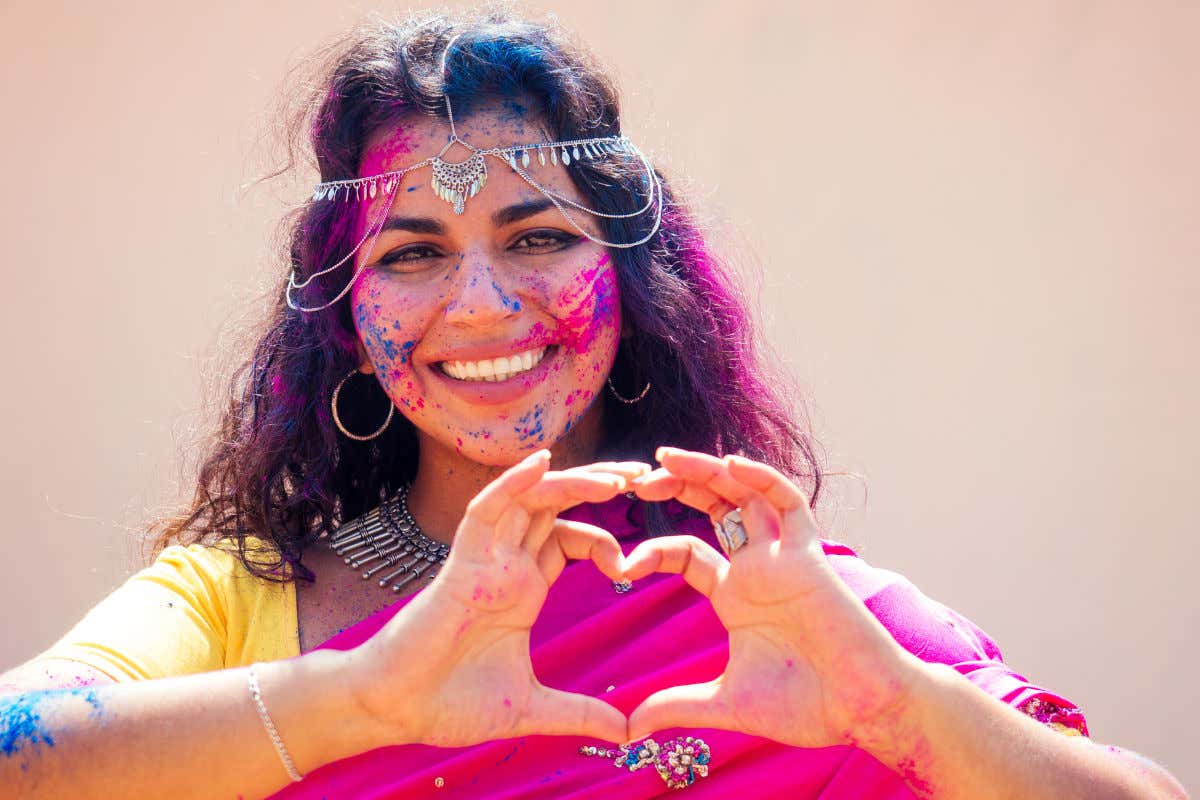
[458,440,556,468]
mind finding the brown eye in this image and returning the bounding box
[512,230,580,253]
[376,245,440,268]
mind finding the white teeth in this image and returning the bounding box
[440,346,549,382]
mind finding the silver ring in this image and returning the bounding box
[714,508,749,556]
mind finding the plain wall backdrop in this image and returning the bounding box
[2,0,1196,791]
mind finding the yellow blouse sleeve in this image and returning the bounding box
[28,537,299,682]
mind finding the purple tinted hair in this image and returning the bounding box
[147,10,825,583]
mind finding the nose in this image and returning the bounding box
[443,251,523,327]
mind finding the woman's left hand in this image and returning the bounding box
[623,447,927,749]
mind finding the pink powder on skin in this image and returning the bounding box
[346,110,622,464]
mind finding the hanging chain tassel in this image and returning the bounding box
[430,150,488,215]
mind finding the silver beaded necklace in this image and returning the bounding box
[326,484,450,593]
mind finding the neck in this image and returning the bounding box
[406,403,607,544]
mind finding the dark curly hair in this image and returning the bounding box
[145,9,826,585]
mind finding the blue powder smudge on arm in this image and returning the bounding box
[1,687,104,758]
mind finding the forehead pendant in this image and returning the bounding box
[290,34,664,313]
[430,139,487,215]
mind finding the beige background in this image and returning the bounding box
[2,0,1196,791]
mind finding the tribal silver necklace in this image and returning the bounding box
[326,484,450,593]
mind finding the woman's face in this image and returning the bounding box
[347,101,621,466]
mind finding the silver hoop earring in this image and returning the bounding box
[331,368,394,441]
[607,375,651,404]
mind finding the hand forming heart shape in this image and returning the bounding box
[623,447,924,750]
[345,450,640,748]
[343,448,924,755]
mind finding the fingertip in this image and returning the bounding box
[625,711,656,745]
[515,449,551,473]
[724,453,752,473]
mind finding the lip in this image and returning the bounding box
[428,344,561,406]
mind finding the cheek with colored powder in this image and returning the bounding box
[351,279,425,409]
[552,253,620,355]
[542,252,622,435]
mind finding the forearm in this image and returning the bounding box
[858,660,1187,800]
[0,649,389,800]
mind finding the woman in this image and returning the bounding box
[0,12,1187,799]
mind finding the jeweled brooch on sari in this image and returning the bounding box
[579,736,712,790]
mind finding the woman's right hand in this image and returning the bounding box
[344,449,644,748]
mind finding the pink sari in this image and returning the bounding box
[269,496,1087,799]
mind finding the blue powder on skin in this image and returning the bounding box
[515,405,545,443]
[1,688,103,758]
[381,339,416,364]
[491,280,521,311]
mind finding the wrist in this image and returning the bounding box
[337,638,430,749]
[841,653,943,763]
[293,647,404,759]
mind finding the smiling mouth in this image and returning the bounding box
[437,345,554,382]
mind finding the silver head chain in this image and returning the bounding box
[288,38,663,314]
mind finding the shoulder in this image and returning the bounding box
[818,537,1003,665]
[155,534,284,581]
[144,535,293,624]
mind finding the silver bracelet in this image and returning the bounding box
[247,662,305,782]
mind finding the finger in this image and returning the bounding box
[519,507,558,556]
[621,535,727,597]
[565,461,653,482]
[535,519,625,583]
[516,471,627,512]
[520,685,628,743]
[627,468,683,500]
[656,447,760,510]
[493,502,534,551]
[627,679,730,742]
[723,454,808,514]
[463,450,551,529]
[629,469,735,519]
[740,494,784,544]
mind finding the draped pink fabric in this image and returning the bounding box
[268,496,1086,799]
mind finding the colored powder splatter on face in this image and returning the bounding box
[514,405,545,443]
[1,688,103,758]
[554,255,619,356]
[491,279,521,311]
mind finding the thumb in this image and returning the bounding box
[520,685,629,744]
[627,679,729,742]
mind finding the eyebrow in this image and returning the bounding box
[380,198,556,235]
